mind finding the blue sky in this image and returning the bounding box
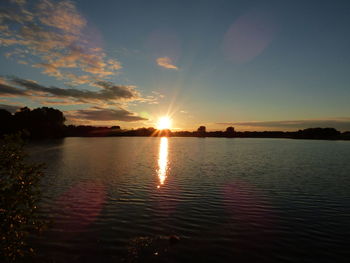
[1,0,350,130]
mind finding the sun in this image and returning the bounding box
[157,116,172,130]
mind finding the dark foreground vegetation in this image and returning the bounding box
[0,134,46,262]
[1,107,350,140]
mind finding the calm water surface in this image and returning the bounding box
[28,137,350,262]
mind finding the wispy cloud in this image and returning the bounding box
[66,107,147,122]
[0,0,121,85]
[217,119,350,131]
[156,57,178,70]
[0,76,144,106]
[0,81,26,96]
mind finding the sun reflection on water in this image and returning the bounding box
[157,137,169,188]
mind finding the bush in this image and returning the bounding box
[0,134,45,262]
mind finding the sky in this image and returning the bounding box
[1,0,350,131]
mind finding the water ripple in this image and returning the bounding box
[28,137,350,262]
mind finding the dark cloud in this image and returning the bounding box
[0,77,148,122]
[1,77,141,104]
[67,107,147,122]
[0,82,26,95]
[217,119,350,131]
[0,103,21,113]
[94,81,140,100]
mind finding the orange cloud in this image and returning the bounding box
[0,0,122,86]
[156,57,178,70]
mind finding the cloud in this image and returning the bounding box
[0,1,160,124]
[217,119,350,131]
[66,107,147,122]
[0,76,153,123]
[37,0,86,35]
[0,82,26,96]
[10,0,26,6]
[0,0,122,85]
[0,103,21,113]
[156,57,178,70]
[0,77,142,105]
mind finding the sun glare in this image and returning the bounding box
[157,116,172,130]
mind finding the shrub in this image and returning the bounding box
[0,134,45,262]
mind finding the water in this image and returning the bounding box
[27,137,350,262]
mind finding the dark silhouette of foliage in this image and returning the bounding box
[196,126,206,137]
[15,107,65,138]
[294,128,340,140]
[0,107,65,139]
[341,131,350,140]
[0,109,13,135]
[0,133,46,262]
[197,126,206,133]
[225,126,235,137]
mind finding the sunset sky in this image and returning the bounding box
[1,0,350,131]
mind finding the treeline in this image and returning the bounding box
[173,126,350,140]
[1,107,350,140]
[0,107,65,138]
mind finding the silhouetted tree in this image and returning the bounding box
[294,128,340,140]
[13,107,31,132]
[197,126,206,133]
[158,129,171,137]
[341,131,350,140]
[0,109,13,135]
[196,126,206,137]
[225,126,235,137]
[13,107,65,138]
[147,127,156,133]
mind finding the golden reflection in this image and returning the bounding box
[157,137,169,188]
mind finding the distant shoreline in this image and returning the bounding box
[60,128,350,141]
[60,135,350,141]
[1,107,349,141]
